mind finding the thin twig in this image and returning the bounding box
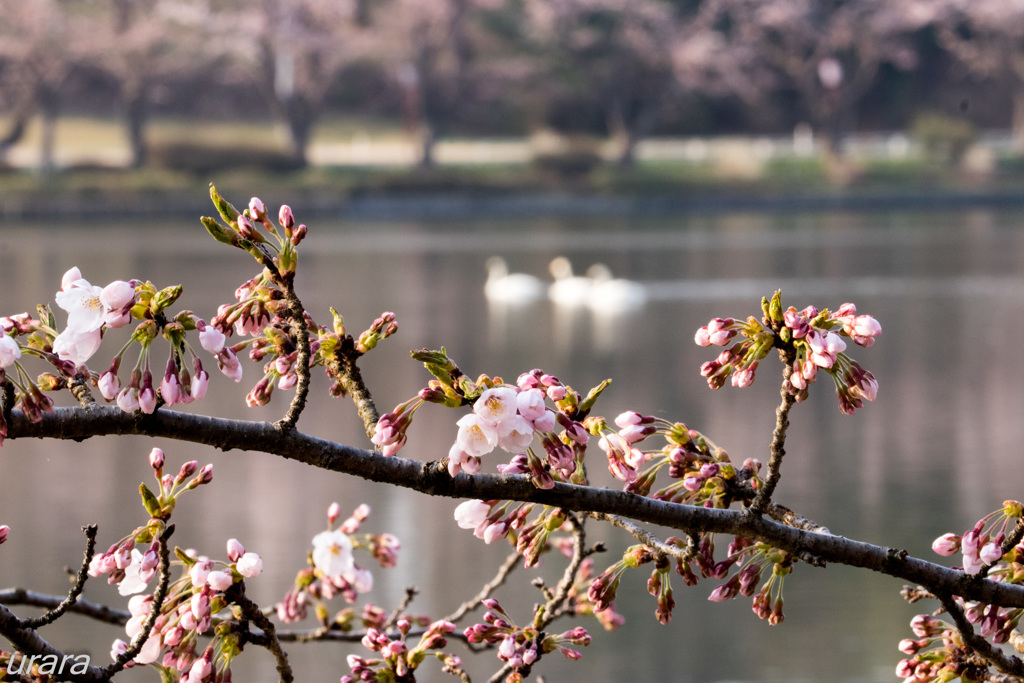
[0,588,129,625]
[444,552,522,624]
[21,525,97,629]
[385,586,419,631]
[104,526,174,677]
[749,348,797,514]
[276,284,311,431]
[587,511,692,564]
[940,593,1024,677]
[235,588,294,683]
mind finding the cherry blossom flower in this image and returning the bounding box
[236,552,263,578]
[118,550,151,596]
[312,529,354,579]
[454,500,492,530]
[0,336,20,367]
[456,414,499,457]
[474,386,519,423]
[53,328,102,366]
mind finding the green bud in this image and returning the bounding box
[162,322,186,345]
[152,285,183,314]
[139,483,162,518]
[277,248,297,277]
[173,311,197,330]
[779,326,792,343]
[36,304,56,331]
[132,319,159,343]
[768,290,783,323]
[201,216,241,246]
[36,373,61,391]
[330,307,346,336]
[577,378,611,416]
[209,184,240,224]
[175,546,197,566]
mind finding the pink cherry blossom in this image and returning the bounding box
[312,530,354,579]
[456,414,498,457]
[497,414,535,453]
[454,500,491,530]
[0,336,20,367]
[473,386,519,424]
[53,327,102,366]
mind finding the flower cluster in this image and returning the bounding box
[278,503,396,623]
[344,619,461,682]
[464,598,590,681]
[87,448,269,682]
[895,613,990,682]
[53,267,136,367]
[705,540,792,626]
[695,292,881,414]
[448,373,578,485]
[931,500,1023,575]
[456,498,573,567]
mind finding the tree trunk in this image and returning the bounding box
[284,95,311,167]
[38,85,58,179]
[125,89,148,169]
[1012,90,1024,154]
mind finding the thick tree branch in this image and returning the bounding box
[8,406,1024,612]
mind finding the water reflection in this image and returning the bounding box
[1,208,1024,681]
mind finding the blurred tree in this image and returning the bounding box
[218,0,372,166]
[934,0,1024,152]
[85,0,220,168]
[0,0,89,176]
[524,0,682,167]
[699,0,932,164]
[364,0,512,168]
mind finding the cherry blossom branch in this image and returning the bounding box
[0,589,129,625]
[385,586,419,631]
[0,604,110,682]
[939,593,1024,678]
[275,284,311,431]
[444,551,522,624]
[749,348,797,514]
[328,348,380,440]
[103,526,173,677]
[20,525,97,629]
[587,511,690,564]
[10,406,1024,612]
[234,586,294,683]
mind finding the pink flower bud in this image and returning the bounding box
[327,502,341,525]
[236,552,263,578]
[279,205,295,230]
[149,448,165,470]
[226,538,245,562]
[931,533,960,556]
[206,570,233,592]
[0,525,9,544]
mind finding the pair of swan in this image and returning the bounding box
[485,256,647,313]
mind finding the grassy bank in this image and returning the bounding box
[2,115,1023,219]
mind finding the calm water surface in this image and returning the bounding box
[2,207,1024,682]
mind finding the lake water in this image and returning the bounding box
[2,206,1024,682]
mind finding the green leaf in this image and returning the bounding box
[209,184,240,223]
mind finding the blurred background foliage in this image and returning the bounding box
[0,0,1022,198]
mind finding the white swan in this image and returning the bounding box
[548,256,594,307]
[585,263,648,314]
[484,257,545,305]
